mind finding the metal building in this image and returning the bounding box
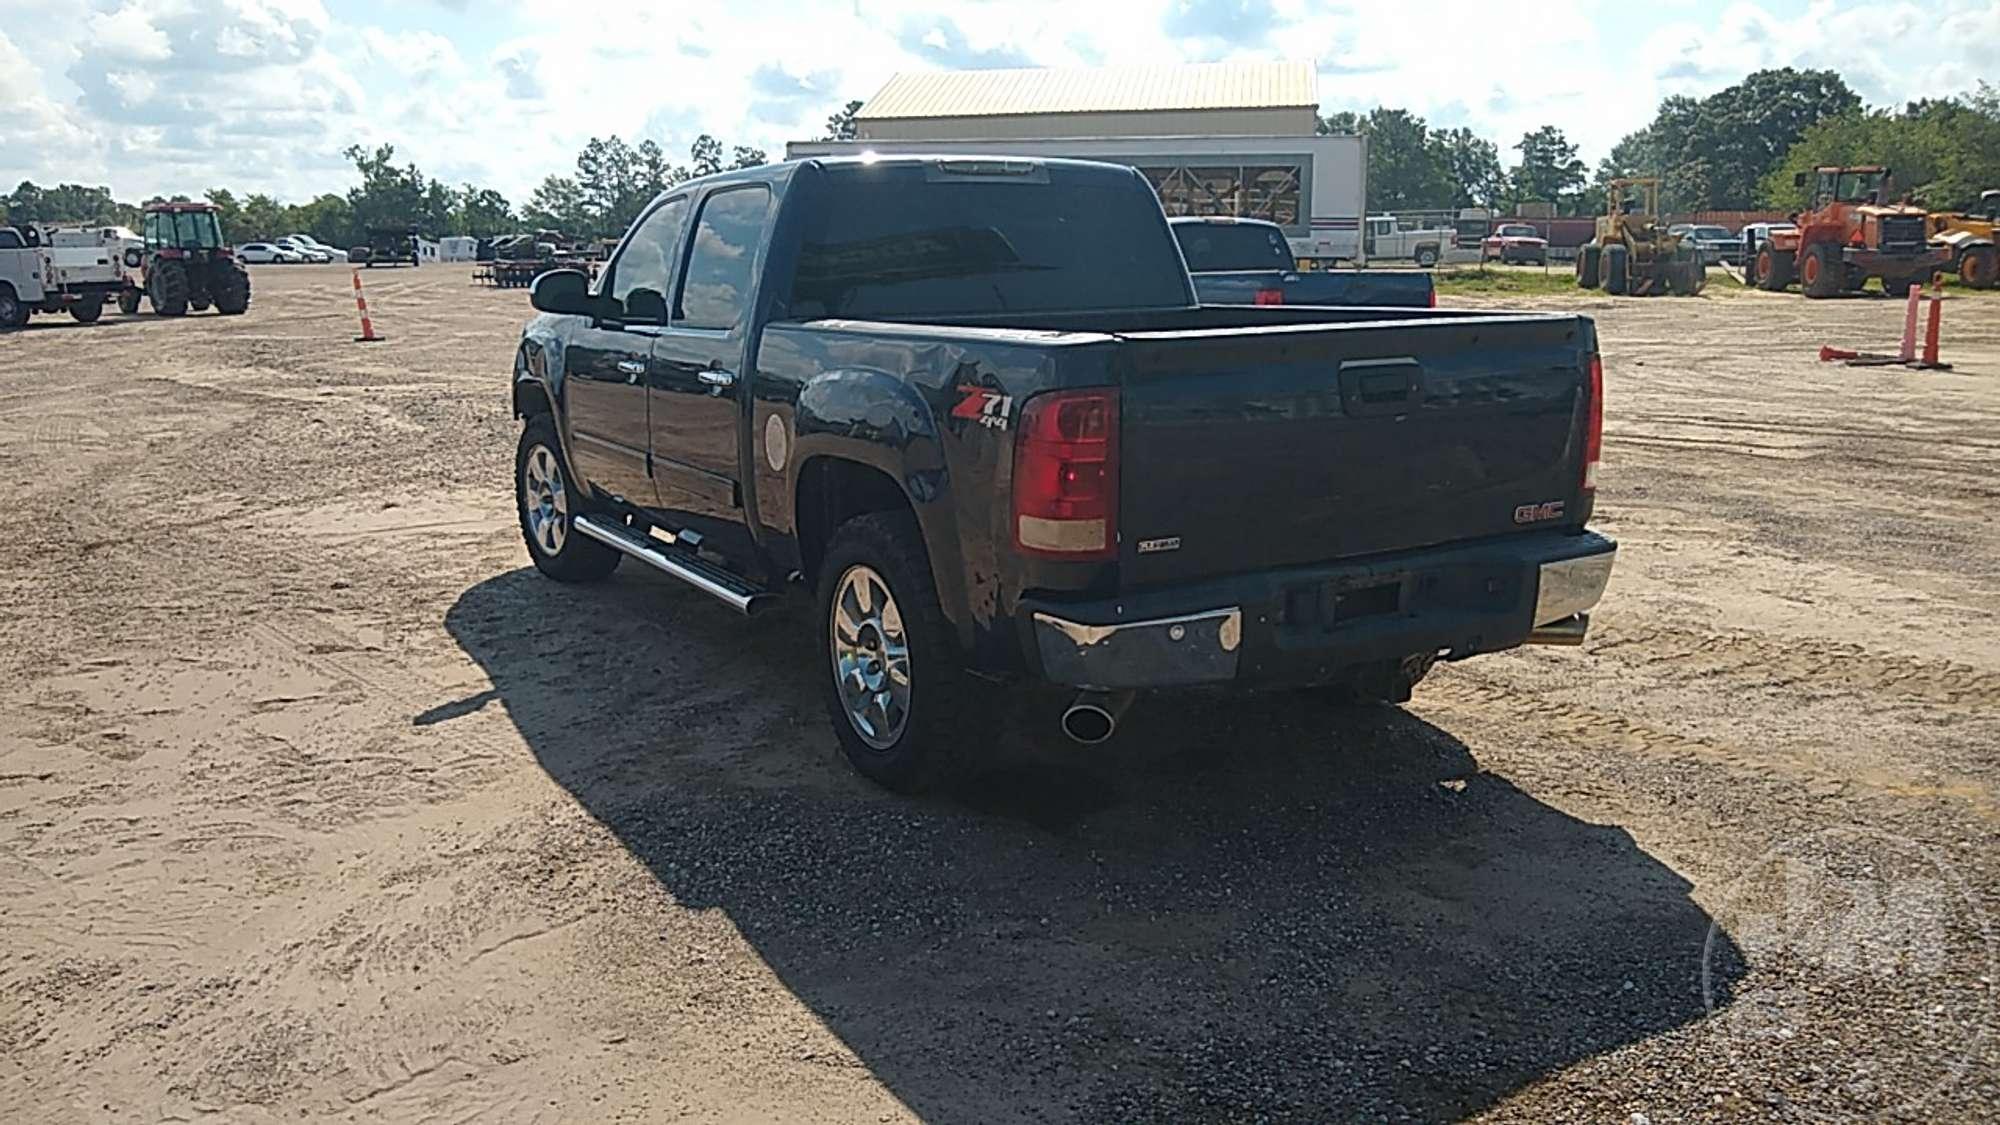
[852,60,1319,141]
[789,61,1369,262]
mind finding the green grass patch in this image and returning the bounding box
[1431,265,1582,296]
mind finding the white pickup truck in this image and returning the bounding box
[0,226,131,327]
[1362,215,1456,268]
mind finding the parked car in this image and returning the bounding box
[1668,223,1738,265]
[1740,221,1797,263]
[1482,223,1550,265]
[509,155,1615,791]
[1170,216,1435,307]
[274,236,333,263]
[282,234,344,261]
[237,243,302,264]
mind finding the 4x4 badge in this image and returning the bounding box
[951,384,1012,430]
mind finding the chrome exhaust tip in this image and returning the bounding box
[1060,691,1134,745]
[1527,613,1590,646]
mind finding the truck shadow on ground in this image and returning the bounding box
[440,567,1744,1122]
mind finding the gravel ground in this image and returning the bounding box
[1,264,1996,1123]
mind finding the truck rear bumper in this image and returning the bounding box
[1024,532,1616,691]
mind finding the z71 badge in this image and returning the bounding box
[1513,500,1566,525]
[951,384,1013,431]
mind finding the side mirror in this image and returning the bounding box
[624,288,668,325]
[529,269,600,316]
[1793,171,1807,188]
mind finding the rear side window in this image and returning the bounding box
[608,195,687,322]
[1173,224,1293,272]
[788,163,1192,320]
[677,186,772,331]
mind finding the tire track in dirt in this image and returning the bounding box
[1426,669,2000,822]
[1588,622,2000,710]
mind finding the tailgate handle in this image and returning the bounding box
[1339,358,1422,416]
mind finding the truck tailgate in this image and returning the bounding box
[1190,269,1435,309]
[1112,314,1593,586]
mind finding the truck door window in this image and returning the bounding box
[675,186,773,331]
[606,195,687,323]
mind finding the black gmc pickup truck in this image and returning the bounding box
[512,155,1615,791]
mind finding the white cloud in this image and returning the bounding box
[2,0,1995,209]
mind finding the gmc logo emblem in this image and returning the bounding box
[1513,500,1566,525]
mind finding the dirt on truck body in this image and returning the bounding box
[0,264,1996,1122]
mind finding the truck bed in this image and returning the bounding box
[782,301,1595,592]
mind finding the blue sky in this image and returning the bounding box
[2,0,1993,205]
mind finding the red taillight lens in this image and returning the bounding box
[1428,285,1437,308]
[1583,353,1603,492]
[1253,288,1284,305]
[1013,389,1119,559]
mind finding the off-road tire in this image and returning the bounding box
[1670,260,1706,297]
[148,261,189,316]
[0,284,25,329]
[1755,247,1794,291]
[1603,244,1629,295]
[69,295,104,324]
[1576,244,1601,289]
[1801,244,1841,299]
[116,287,141,316]
[1960,246,1997,290]
[516,415,621,583]
[816,510,980,794]
[212,263,251,315]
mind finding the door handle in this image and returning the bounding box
[616,359,647,376]
[698,369,737,389]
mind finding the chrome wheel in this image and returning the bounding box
[522,443,568,556]
[830,564,911,750]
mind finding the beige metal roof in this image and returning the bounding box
[856,60,1317,121]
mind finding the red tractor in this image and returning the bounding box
[135,201,250,316]
[1753,166,1949,298]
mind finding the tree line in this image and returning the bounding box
[4,70,1997,240]
[1327,69,2000,218]
[0,132,772,250]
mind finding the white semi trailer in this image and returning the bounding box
[785,133,1369,266]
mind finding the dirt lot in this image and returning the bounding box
[3,264,1996,1123]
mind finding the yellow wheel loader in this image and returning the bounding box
[1574,178,1705,297]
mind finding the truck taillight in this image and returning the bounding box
[1254,288,1284,305]
[1014,389,1119,559]
[1583,353,1603,492]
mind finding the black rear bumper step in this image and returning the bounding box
[572,514,775,615]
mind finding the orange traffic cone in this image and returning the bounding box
[352,268,383,343]
[1911,279,1951,371]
